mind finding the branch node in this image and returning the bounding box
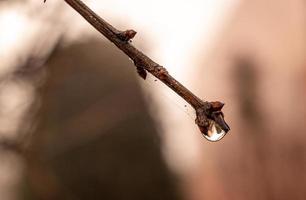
[136,66,147,80]
[155,66,168,80]
[117,29,137,42]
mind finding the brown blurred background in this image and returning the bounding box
[0,0,306,200]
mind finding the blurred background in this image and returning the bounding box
[0,0,306,199]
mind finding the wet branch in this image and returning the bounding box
[52,0,230,139]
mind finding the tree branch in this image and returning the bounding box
[52,0,230,140]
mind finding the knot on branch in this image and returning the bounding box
[117,29,137,42]
[155,65,168,80]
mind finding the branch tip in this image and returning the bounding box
[195,102,230,135]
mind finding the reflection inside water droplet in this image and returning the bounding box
[202,119,227,142]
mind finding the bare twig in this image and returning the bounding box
[51,0,230,139]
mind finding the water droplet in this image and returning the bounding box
[202,120,227,142]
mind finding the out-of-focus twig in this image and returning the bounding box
[0,137,24,154]
[49,0,230,137]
